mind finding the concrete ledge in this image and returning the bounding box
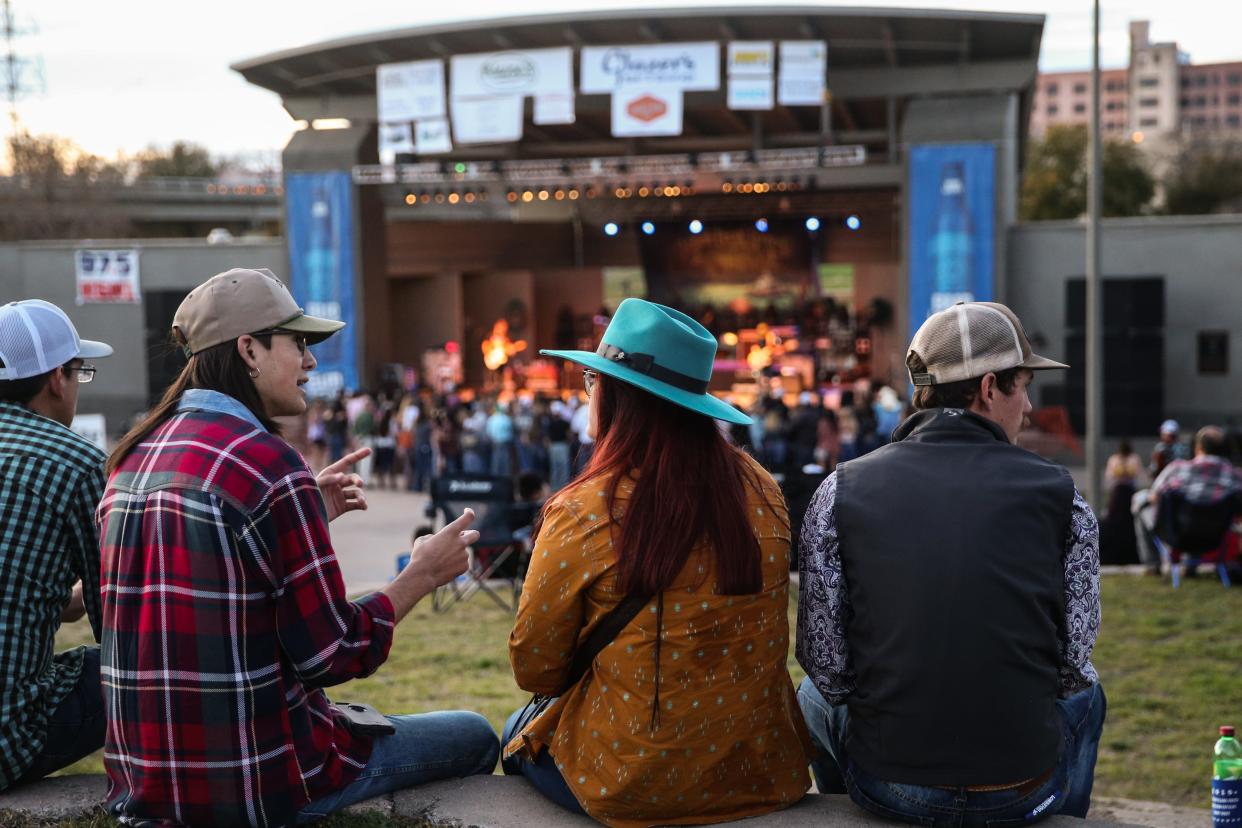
[0,774,1155,826]
[392,775,1142,827]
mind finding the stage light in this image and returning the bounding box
[755,218,769,233]
[447,192,460,204]
[642,221,656,235]
[722,332,739,347]
[538,189,550,201]
[568,189,580,200]
[521,190,534,203]
[689,219,704,234]
[405,194,417,205]
[805,216,821,232]
[604,222,620,237]
[554,189,565,201]
[464,192,476,203]
[434,192,446,204]
[454,162,467,174]
[638,186,650,197]
[722,181,734,193]
[845,214,861,231]
[507,191,518,203]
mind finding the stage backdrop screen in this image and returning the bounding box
[908,143,996,339]
[638,220,816,308]
[286,171,359,397]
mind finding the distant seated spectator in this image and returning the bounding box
[1150,419,1190,478]
[1135,426,1242,575]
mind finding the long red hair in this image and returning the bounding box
[556,374,774,595]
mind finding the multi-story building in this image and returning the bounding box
[1031,20,1242,141]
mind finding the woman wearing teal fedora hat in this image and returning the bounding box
[502,299,813,827]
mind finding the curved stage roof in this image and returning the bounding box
[234,6,1043,99]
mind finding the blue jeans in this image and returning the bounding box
[796,678,1107,826]
[9,646,105,788]
[499,705,586,815]
[297,710,499,823]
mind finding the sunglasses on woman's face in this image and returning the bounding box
[583,369,597,397]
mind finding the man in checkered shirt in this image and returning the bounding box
[0,300,113,790]
[1148,426,1242,567]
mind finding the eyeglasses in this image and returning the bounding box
[583,369,597,397]
[71,363,96,384]
[251,329,309,354]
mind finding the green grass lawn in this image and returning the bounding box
[53,573,1235,811]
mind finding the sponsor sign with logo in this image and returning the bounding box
[581,42,719,92]
[727,41,774,76]
[451,95,524,144]
[415,118,453,154]
[450,47,573,99]
[728,75,774,110]
[70,413,107,450]
[779,40,828,79]
[611,87,684,137]
[75,249,140,304]
[376,59,446,122]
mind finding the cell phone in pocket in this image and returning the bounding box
[332,701,396,737]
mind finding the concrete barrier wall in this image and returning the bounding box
[1007,213,1242,432]
[0,238,286,434]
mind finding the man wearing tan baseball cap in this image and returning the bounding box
[795,301,1105,824]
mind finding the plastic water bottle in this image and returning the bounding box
[1214,725,1242,828]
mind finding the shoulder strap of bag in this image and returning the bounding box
[561,591,652,693]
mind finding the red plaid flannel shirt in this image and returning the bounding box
[98,401,395,827]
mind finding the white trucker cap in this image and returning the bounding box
[0,300,114,380]
[907,301,1068,386]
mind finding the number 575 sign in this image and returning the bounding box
[76,249,141,304]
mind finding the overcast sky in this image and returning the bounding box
[7,0,1239,160]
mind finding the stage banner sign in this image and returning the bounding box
[534,92,576,125]
[580,42,720,92]
[286,171,358,396]
[378,122,414,160]
[778,40,827,106]
[376,59,446,122]
[611,87,684,137]
[908,143,996,338]
[451,95,524,144]
[75,249,140,304]
[451,47,573,98]
[727,41,774,111]
[414,118,453,154]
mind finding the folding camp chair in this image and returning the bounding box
[1148,489,1238,588]
[427,474,523,611]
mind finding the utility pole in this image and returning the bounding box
[1085,0,1104,509]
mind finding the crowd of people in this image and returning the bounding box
[0,270,1139,828]
[293,376,913,500]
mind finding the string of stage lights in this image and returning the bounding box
[601,214,861,237]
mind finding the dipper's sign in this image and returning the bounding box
[580,42,720,92]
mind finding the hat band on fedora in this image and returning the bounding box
[596,343,709,395]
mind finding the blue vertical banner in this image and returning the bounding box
[908,143,996,339]
[285,171,359,396]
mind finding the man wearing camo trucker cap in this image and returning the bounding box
[794,302,1106,826]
